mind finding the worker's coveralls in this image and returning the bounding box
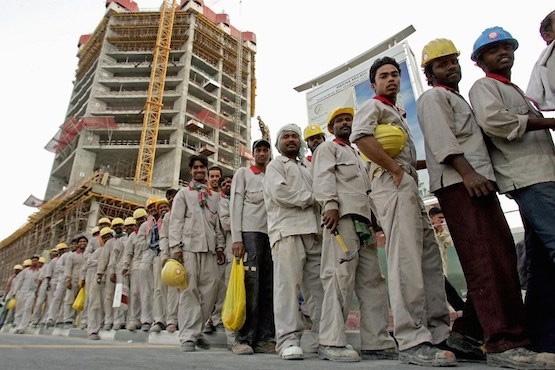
[47,252,69,324]
[135,220,155,327]
[169,181,225,344]
[84,242,105,335]
[63,249,85,324]
[97,238,116,327]
[160,212,178,328]
[263,155,324,354]
[470,76,555,353]
[218,192,235,346]
[209,192,226,330]
[108,235,127,327]
[80,236,102,327]
[150,218,167,327]
[13,267,40,331]
[350,97,451,351]
[230,166,275,347]
[312,138,395,350]
[31,262,50,325]
[121,229,145,327]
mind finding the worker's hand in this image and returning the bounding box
[391,167,405,187]
[173,250,184,264]
[79,280,85,288]
[322,209,340,233]
[96,274,103,284]
[122,268,129,277]
[462,172,495,197]
[216,250,226,265]
[231,242,245,259]
[66,280,72,290]
[110,273,117,284]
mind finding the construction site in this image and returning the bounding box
[0,0,260,288]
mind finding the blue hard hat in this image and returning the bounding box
[471,26,519,62]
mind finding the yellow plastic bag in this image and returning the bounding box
[221,258,246,332]
[6,298,16,310]
[72,287,86,312]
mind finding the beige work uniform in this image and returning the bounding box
[351,98,450,351]
[47,252,69,324]
[13,267,40,331]
[312,139,395,350]
[97,238,115,327]
[160,212,178,327]
[263,155,323,354]
[169,182,225,343]
[150,218,167,326]
[63,250,85,324]
[31,263,50,325]
[84,243,105,335]
[137,221,154,326]
[107,236,127,327]
[121,230,144,326]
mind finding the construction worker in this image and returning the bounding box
[169,154,225,352]
[63,235,87,328]
[229,138,275,355]
[3,263,23,326]
[11,256,41,333]
[417,37,555,367]
[108,219,130,330]
[150,198,171,333]
[114,217,137,330]
[303,123,326,168]
[97,218,125,330]
[214,175,234,347]
[469,27,555,357]
[45,242,70,328]
[351,56,455,366]
[78,225,101,329]
[313,107,397,362]
[30,249,57,327]
[121,208,149,331]
[160,189,179,333]
[263,124,324,360]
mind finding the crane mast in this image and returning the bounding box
[135,0,177,186]
[233,1,244,169]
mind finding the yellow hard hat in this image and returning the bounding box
[161,259,188,290]
[374,123,407,158]
[156,198,169,207]
[145,196,159,208]
[56,242,68,251]
[111,217,124,227]
[6,298,16,310]
[327,107,354,133]
[133,208,148,219]
[98,217,111,226]
[303,124,325,141]
[421,38,460,68]
[50,248,58,254]
[124,217,136,226]
[23,259,32,267]
[38,257,46,264]
[13,264,23,270]
[100,227,114,238]
[91,226,100,235]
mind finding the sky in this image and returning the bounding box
[0,0,553,242]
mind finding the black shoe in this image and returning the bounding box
[196,337,211,350]
[361,347,399,360]
[399,342,457,367]
[439,332,486,361]
[203,321,214,334]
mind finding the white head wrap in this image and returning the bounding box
[275,123,307,159]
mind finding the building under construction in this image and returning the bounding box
[0,0,257,288]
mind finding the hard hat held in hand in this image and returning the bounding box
[161,259,188,290]
[375,123,407,158]
[6,298,16,310]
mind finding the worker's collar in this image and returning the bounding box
[433,84,458,93]
[486,73,511,84]
[333,138,349,146]
[373,95,406,118]
[250,165,263,174]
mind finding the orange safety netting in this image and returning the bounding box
[45,116,117,154]
[195,109,230,129]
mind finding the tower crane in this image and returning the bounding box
[134,0,177,186]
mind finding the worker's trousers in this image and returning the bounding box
[31,280,48,324]
[127,269,141,326]
[62,279,79,323]
[103,276,115,326]
[86,268,104,335]
[46,277,65,323]
[272,234,323,354]
[209,263,226,327]
[15,291,35,331]
[177,252,218,343]
[319,215,395,350]
[139,253,154,325]
[152,255,167,325]
[370,171,450,351]
[166,286,179,326]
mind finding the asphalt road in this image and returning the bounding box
[0,332,494,370]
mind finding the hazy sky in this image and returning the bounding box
[0,0,553,241]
